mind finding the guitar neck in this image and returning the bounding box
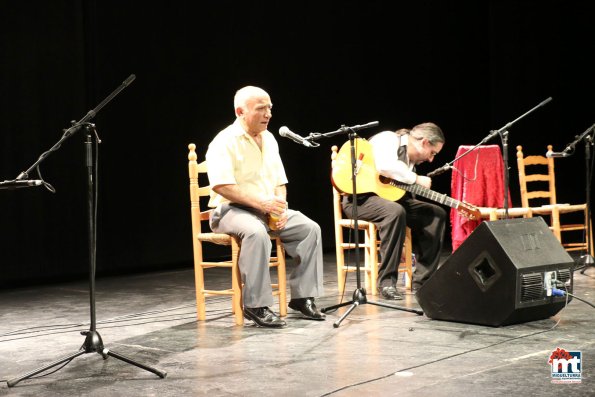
[390,180,463,210]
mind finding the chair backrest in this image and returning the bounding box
[516,145,557,207]
[331,145,346,225]
[330,145,369,232]
[189,143,214,229]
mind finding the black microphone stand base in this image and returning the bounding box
[7,330,166,387]
[578,254,595,274]
[321,287,423,328]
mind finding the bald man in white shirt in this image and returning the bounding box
[206,86,325,328]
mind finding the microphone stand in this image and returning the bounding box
[7,75,166,388]
[309,122,423,328]
[426,144,484,179]
[558,124,595,272]
[473,97,553,219]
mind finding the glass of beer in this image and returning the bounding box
[268,202,287,230]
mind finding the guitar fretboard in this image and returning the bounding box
[388,180,462,210]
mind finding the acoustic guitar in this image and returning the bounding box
[331,138,481,221]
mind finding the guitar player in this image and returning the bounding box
[341,122,447,300]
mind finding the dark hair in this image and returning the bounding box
[409,122,444,145]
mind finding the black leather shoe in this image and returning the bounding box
[379,286,404,300]
[243,307,286,328]
[288,297,326,321]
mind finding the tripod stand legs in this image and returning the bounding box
[7,330,166,388]
[7,350,85,387]
[321,288,423,328]
[326,288,367,328]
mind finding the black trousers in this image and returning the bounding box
[342,193,446,289]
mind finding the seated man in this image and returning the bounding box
[342,123,447,300]
[206,86,325,328]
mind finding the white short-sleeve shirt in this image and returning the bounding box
[206,119,288,208]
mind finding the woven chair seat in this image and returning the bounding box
[197,232,233,245]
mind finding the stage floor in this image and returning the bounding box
[1,252,594,396]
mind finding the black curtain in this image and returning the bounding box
[1,1,593,286]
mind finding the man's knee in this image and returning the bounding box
[385,201,406,223]
[244,226,273,247]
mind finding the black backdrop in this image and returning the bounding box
[1,1,593,286]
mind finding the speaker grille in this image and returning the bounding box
[558,268,571,284]
[519,268,573,303]
[520,272,543,302]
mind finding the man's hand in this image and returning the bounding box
[262,196,288,230]
[416,175,432,189]
[260,196,287,215]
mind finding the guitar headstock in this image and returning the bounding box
[458,202,482,221]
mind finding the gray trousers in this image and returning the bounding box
[210,203,324,308]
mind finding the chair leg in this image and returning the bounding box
[404,228,413,290]
[584,208,594,255]
[336,242,347,294]
[231,239,244,326]
[589,218,594,255]
[194,264,207,321]
[489,209,498,221]
[192,237,209,321]
[368,228,378,295]
[275,239,287,317]
[551,207,562,242]
[363,228,372,293]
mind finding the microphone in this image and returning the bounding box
[123,74,136,86]
[546,149,570,158]
[0,180,43,189]
[279,126,315,147]
[427,164,451,178]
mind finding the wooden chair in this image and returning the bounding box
[188,143,287,325]
[516,144,593,253]
[331,145,413,296]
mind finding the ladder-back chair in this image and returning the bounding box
[516,144,593,253]
[331,145,413,295]
[188,143,287,325]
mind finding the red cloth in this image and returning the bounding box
[450,145,511,251]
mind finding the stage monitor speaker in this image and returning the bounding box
[416,217,574,327]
